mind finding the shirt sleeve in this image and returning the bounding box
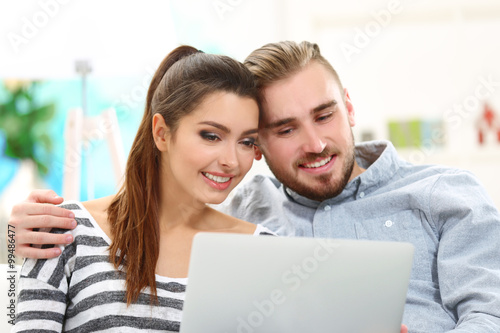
[254,224,279,236]
[216,175,297,236]
[12,230,76,332]
[429,169,500,332]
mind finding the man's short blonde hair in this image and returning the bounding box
[244,41,344,94]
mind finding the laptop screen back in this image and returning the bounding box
[180,233,414,333]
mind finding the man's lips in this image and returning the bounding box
[298,154,336,174]
[299,155,333,168]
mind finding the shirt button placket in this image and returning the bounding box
[313,204,331,237]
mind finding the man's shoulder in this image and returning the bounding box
[215,174,286,218]
[399,161,476,183]
[236,174,283,195]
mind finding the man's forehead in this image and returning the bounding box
[260,77,342,124]
[262,62,340,100]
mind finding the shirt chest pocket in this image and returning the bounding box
[353,209,433,281]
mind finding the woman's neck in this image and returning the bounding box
[157,181,211,231]
[160,200,210,230]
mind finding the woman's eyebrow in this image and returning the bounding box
[199,121,258,136]
[242,128,258,135]
[199,121,230,133]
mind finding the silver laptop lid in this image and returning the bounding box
[181,233,414,333]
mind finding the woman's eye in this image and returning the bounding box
[240,138,256,148]
[200,131,220,142]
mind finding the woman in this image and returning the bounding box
[13,45,274,332]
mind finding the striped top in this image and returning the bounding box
[13,201,275,333]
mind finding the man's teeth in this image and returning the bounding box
[203,172,230,183]
[302,156,332,168]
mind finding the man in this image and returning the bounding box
[9,41,500,332]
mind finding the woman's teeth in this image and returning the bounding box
[302,156,333,168]
[203,172,231,183]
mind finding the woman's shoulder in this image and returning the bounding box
[56,196,114,242]
[81,195,115,239]
[81,196,114,219]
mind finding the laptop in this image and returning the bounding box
[180,233,414,333]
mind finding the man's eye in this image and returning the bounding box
[200,131,220,142]
[316,112,333,122]
[277,128,294,136]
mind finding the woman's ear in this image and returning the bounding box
[254,144,263,161]
[152,113,170,152]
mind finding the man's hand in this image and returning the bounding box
[8,189,76,259]
[401,324,408,333]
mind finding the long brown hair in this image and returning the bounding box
[107,45,259,305]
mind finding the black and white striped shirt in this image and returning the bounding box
[13,201,275,332]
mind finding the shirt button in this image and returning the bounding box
[359,192,365,198]
[324,205,331,211]
[384,220,393,227]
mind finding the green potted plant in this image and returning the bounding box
[0,80,55,176]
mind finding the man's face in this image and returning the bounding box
[257,62,362,201]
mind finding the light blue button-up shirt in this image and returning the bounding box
[217,140,500,332]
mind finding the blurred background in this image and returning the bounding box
[1,0,500,261]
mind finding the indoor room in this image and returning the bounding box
[2,1,500,332]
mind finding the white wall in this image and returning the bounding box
[0,0,284,78]
[0,0,179,78]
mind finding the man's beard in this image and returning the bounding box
[264,140,356,202]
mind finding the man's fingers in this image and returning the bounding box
[13,228,73,257]
[15,244,62,260]
[8,190,71,260]
[20,202,74,219]
[10,203,75,228]
[23,215,77,231]
[15,229,73,247]
[26,189,64,204]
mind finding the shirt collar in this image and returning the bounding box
[283,140,401,206]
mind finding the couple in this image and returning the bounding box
[10,41,500,332]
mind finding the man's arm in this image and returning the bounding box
[430,170,500,332]
[8,190,76,259]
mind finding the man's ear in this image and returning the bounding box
[152,113,170,152]
[254,144,263,161]
[344,88,356,127]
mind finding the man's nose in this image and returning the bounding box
[301,126,326,153]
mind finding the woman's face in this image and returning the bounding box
[158,92,259,206]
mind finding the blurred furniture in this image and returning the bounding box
[62,107,126,200]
